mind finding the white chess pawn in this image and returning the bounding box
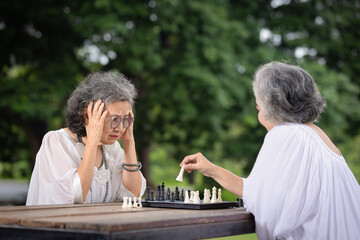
[217,188,223,203]
[128,197,133,207]
[206,189,211,202]
[184,190,191,203]
[190,191,194,202]
[176,166,185,182]
[122,197,128,208]
[211,186,217,203]
[137,197,142,208]
[193,191,200,204]
[202,189,208,203]
[203,189,210,203]
[131,197,137,208]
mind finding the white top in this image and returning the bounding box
[26,129,146,205]
[243,123,360,240]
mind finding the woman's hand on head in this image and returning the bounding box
[180,153,217,178]
[85,99,108,145]
[120,110,135,143]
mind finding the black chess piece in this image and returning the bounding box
[175,186,180,201]
[188,190,191,199]
[156,185,161,201]
[150,191,154,201]
[160,183,165,201]
[171,192,175,202]
[166,188,171,200]
[180,189,185,201]
[236,198,244,207]
[145,187,150,201]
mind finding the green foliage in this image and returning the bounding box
[0,0,359,189]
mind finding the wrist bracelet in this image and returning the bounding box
[122,161,142,172]
[122,162,141,167]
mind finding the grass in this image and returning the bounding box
[208,233,258,240]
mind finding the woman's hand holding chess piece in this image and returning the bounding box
[180,152,243,198]
[180,152,217,177]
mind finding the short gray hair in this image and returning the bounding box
[253,61,326,124]
[66,71,137,137]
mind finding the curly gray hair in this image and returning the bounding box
[253,61,326,124]
[66,71,137,137]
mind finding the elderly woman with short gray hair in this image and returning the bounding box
[26,72,146,205]
[181,62,360,239]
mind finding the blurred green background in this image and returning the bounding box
[0,0,359,209]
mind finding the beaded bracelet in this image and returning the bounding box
[122,161,142,172]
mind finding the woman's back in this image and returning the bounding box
[243,123,360,239]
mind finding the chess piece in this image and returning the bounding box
[131,197,137,208]
[160,182,165,201]
[128,197,133,207]
[166,188,171,200]
[193,191,200,204]
[150,191,154,201]
[206,189,211,202]
[190,191,194,202]
[239,198,244,207]
[180,189,185,201]
[211,186,217,203]
[184,190,191,203]
[217,188,222,202]
[175,186,180,201]
[202,189,210,203]
[122,197,128,208]
[156,185,161,201]
[137,197,142,208]
[171,192,175,202]
[176,166,185,182]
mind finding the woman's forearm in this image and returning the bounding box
[209,165,244,198]
[77,142,97,202]
[121,140,142,196]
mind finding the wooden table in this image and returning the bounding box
[0,203,255,239]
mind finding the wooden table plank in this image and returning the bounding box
[0,203,255,239]
[20,208,251,231]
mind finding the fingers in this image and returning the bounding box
[181,152,203,166]
[183,163,197,173]
[180,154,198,167]
[87,100,104,120]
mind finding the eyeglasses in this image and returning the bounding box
[106,115,134,129]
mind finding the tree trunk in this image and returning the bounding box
[3,108,47,169]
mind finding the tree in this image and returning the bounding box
[1,0,359,187]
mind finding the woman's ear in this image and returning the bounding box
[83,108,89,125]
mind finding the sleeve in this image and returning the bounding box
[242,125,321,239]
[26,131,82,205]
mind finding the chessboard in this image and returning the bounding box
[141,200,239,210]
[141,182,243,210]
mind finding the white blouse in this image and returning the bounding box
[243,123,360,239]
[26,129,146,205]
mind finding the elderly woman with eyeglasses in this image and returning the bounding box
[26,72,146,205]
[181,62,360,239]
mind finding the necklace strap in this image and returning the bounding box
[76,134,82,143]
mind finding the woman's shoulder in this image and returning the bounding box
[265,123,300,142]
[40,129,76,148]
[42,128,72,140]
[268,123,343,158]
[268,123,314,138]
